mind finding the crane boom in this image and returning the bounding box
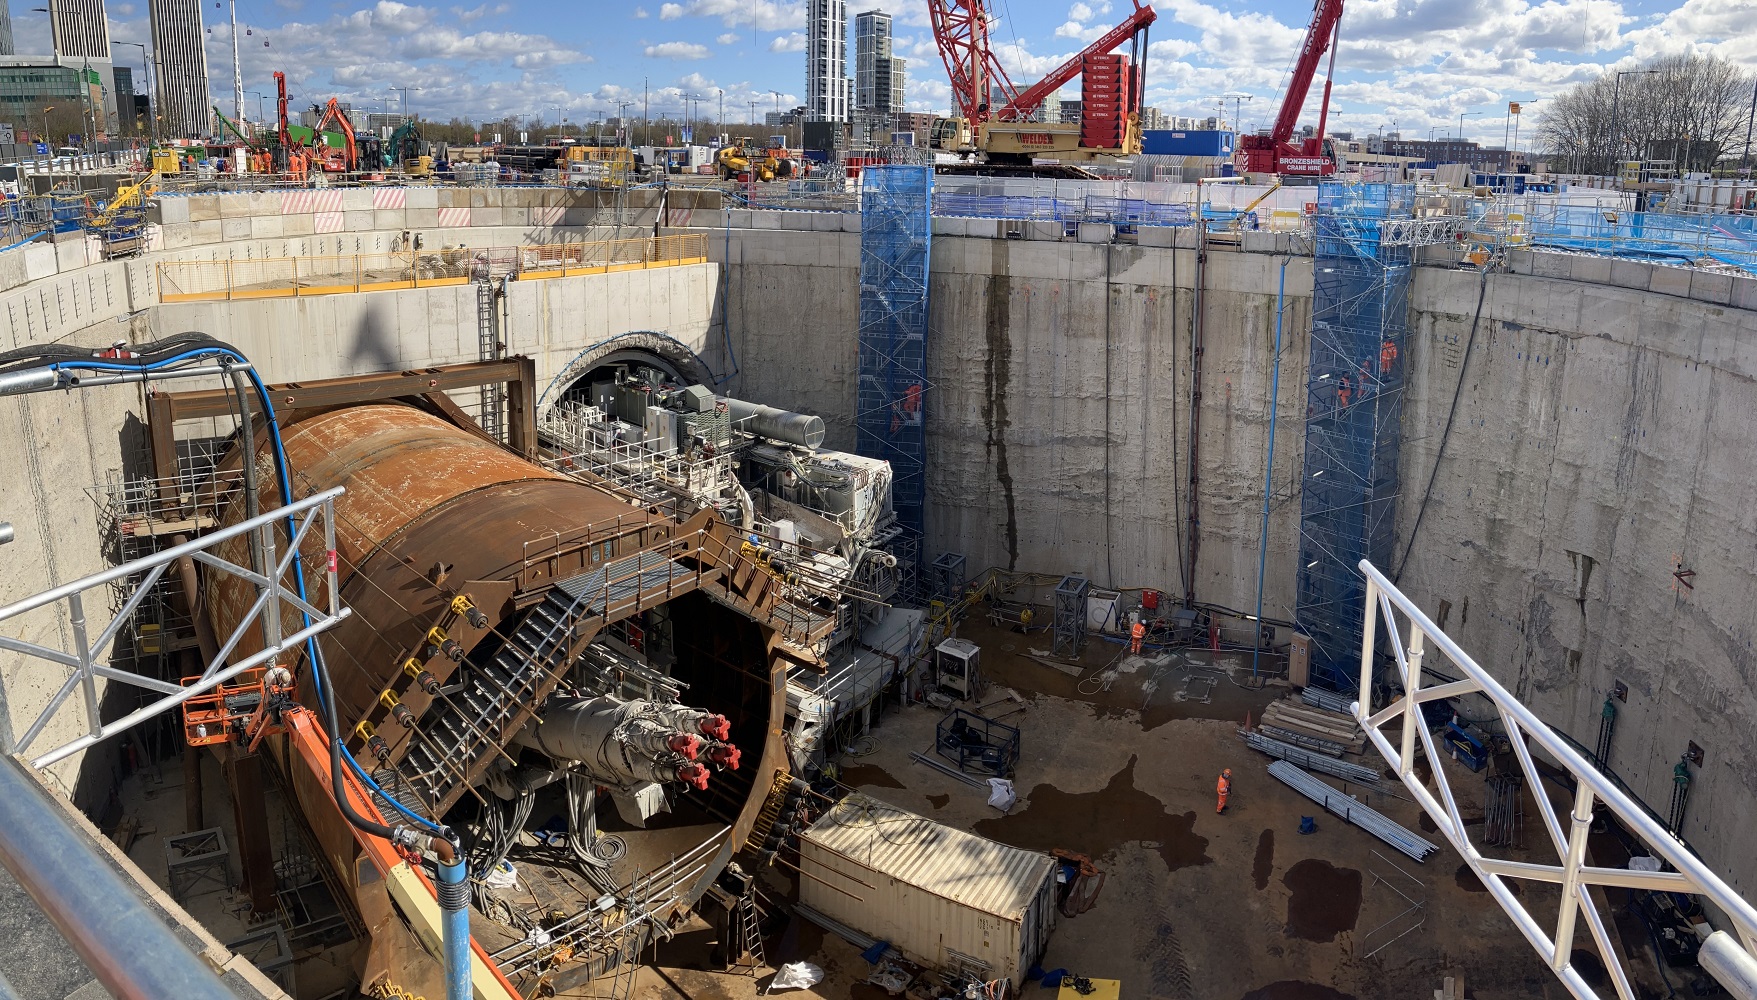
[1238,0,1343,175]
[997,2,1156,122]
[928,0,1019,124]
[273,71,290,149]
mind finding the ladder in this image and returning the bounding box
[475,278,504,442]
[734,890,766,975]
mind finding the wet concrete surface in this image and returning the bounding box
[973,755,1211,873]
[836,763,906,790]
[925,792,950,809]
[960,619,1282,732]
[1240,983,1360,1000]
[1282,859,1362,942]
[1253,828,1276,890]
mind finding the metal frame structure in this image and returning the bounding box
[0,487,347,769]
[1052,575,1090,658]
[856,165,933,588]
[1355,559,1757,1000]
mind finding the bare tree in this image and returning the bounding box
[1537,54,1755,174]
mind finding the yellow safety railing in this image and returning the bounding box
[157,233,709,303]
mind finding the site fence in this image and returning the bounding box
[156,233,708,302]
[1518,203,1757,274]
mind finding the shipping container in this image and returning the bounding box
[1141,129,1236,157]
[797,793,1058,987]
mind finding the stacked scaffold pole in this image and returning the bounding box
[1294,182,1416,693]
[855,165,933,596]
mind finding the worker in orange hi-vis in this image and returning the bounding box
[1216,769,1232,814]
[1130,619,1146,655]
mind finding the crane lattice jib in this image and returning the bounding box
[1269,0,1343,144]
[997,3,1157,122]
[929,0,1019,124]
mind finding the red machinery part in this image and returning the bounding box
[677,763,710,791]
[1236,0,1344,174]
[668,733,702,759]
[697,714,731,741]
[710,744,742,771]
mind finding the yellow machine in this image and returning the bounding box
[149,148,180,174]
[90,171,159,229]
[406,155,433,178]
[716,141,797,182]
[930,115,1144,164]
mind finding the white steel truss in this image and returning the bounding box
[0,487,350,769]
[1354,559,1757,1000]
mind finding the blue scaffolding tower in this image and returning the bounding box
[856,166,933,585]
[1295,182,1416,692]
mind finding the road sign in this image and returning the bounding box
[34,142,48,154]
[1509,102,1521,115]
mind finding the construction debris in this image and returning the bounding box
[1261,698,1366,753]
[1267,761,1440,862]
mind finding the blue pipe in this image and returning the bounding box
[437,856,471,1000]
[63,349,448,838]
[1251,258,1290,681]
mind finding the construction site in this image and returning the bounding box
[2,0,1757,997]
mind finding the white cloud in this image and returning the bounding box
[717,32,740,44]
[659,3,684,18]
[645,41,712,58]
[632,5,649,16]
[675,0,803,32]
[768,32,807,52]
[1068,1,1094,19]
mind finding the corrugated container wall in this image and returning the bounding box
[797,794,1057,986]
[1141,129,1236,157]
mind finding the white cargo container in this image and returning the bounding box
[797,793,1057,987]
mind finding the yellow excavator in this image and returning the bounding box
[716,140,797,182]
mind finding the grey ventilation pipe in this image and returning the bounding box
[720,397,825,449]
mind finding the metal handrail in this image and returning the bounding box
[1356,558,1757,1000]
[0,754,237,1000]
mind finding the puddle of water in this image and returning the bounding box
[926,793,950,809]
[1240,983,1359,1000]
[1253,829,1275,890]
[838,763,905,790]
[973,755,1211,873]
[1282,859,1362,942]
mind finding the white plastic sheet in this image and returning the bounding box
[987,778,1016,811]
[769,962,825,992]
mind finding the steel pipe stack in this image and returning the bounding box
[1243,732,1381,784]
[1302,686,1357,715]
[1267,760,1440,862]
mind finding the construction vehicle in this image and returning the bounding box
[717,139,798,182]
[85,170,158,255]
[385,119,430,176]
[1236,0,1342,175]
[308,97,359,173]
[928,0,1156,165]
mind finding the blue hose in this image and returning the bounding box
[437,856,472,1000]
[61,349,448,837]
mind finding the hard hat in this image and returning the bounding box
[1223,769,1231,777]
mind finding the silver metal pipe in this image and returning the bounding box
[0,522,12,546]
[720,396,825,448]
[1703,931,1757,1000]
[0,368,60,395]
[0,756,238,1000]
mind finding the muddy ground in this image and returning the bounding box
[601,618,1676,1000]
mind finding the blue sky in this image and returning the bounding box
[9,0,1752,145]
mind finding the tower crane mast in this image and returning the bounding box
[1237,0,1344,175]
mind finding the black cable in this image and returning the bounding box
[1392,263,1490,583]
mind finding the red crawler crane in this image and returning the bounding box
[928,0,1157,162]
[1237,0,1344,175]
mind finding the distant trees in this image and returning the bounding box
[1536,54,1756,175]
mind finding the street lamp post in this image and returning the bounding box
[1610,69,1659,170]
[392,86,420,122]
[1456,110,1480,165]
[110,41,154,142]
